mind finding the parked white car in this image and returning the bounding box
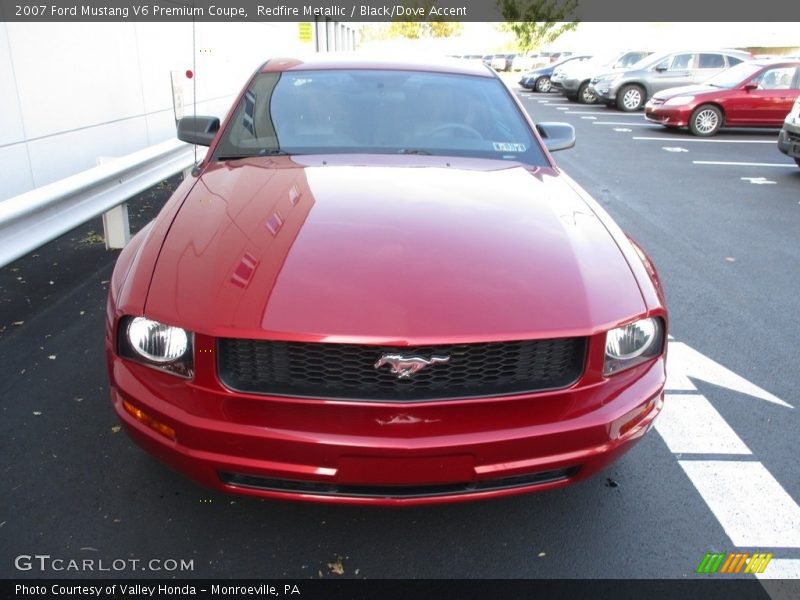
[512,52,540,72]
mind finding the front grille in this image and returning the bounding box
[217,337,587,401]
[219,466,580,499]
[786,129,800,143]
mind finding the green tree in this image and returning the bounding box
[496,0,579,52]
[389,0,464,39]
[388,22,423,39]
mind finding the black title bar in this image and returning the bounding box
[0,0,797,22]
[3,578,791,600]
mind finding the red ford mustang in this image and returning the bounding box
[645,59,800,136]
[106,56,668,505]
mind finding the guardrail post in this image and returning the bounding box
[102,203,131,249]
[97,156,131,249]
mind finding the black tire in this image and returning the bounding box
[617,84,645,112]
[535,76,552,93]
[577,81,596,104]
[689,104,723,136]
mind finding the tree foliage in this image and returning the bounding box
[496,0,579,52]
[388,0,464,39]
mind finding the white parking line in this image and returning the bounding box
[666,341,790,407]
[655,395,751,455]
[592,122,661,127]
[660,339,799,588]
[756,559,800,580]
[742,177,777,185]
[679,461,800,548]
[634,137,776,144]
[568,111,643,116]
[693,161,797,168]
[581,116,597,120]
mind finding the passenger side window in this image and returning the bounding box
[698,54,725,69]
[727,56,744,67]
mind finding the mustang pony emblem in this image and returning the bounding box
[374,354,451,379]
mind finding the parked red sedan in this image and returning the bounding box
[645,59,800,136]
[106,56,667,505]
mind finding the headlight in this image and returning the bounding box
[789,97,800,119]
[664,96,695,106]
[119,316,194,377]
[604,318,663,375]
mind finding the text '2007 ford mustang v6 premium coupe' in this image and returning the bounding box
[106,56,668,505]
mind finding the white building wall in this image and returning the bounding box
[0,21,358,202]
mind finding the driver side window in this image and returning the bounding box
[753,67,796,90]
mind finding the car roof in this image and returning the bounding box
[259,55,496,77]
[746,58,800,67]
[647,49,752,59]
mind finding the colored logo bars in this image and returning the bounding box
[696,552,773,575]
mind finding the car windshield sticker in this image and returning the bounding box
[493,142,526,152]
[243,90,256,135]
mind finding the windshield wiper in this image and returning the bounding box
[216,149,292,161]
[397,148,432,155]
[258,148,292,156]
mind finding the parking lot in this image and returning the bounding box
[515,84,800,576]
[1,79,798,593]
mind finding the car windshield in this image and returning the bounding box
[627,52,668,71]
[213,69,547,166]
[702,61,765,88]
[553,54,591,69]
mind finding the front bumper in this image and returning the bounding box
[777,118,800,159]
[551,77,580,94]
[644,102,692,128]
[108,334,666,505]
[591,83,617,105]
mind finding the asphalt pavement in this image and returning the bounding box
[0,83,798,593]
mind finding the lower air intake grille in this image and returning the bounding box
[219,467,580,499]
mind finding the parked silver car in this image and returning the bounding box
[550,51,651,104]
[590,49,753,111]
[777,96,800,168]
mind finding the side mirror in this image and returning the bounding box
[537,122,576,152]
[654,65,668,73]
[743,83,758,92]
[177,116,220,146]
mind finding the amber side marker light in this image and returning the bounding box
[122,399,176,441]
[618,396,659,438]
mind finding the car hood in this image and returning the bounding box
[145,156,645,343]
[653,84,719,100]
[528,66,554,77]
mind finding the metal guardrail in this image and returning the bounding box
[0,138,195,269]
